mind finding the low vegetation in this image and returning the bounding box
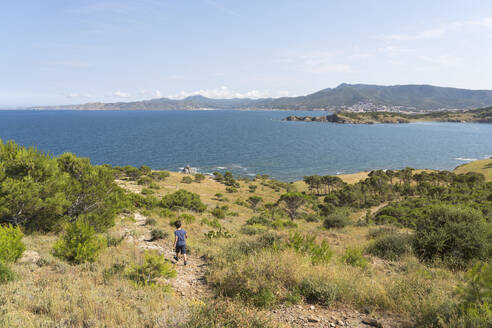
[0,139,491,327]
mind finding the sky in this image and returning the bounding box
[1,0,492,106]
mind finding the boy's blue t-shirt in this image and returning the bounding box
[175,229,187,246]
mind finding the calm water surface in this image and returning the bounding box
[0,110,491,181]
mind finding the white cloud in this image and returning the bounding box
[139,89,162,98]
[385,17,492,41]
[113,90,131,98]
[168,86,272,99]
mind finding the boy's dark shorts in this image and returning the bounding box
[175,244,186,255]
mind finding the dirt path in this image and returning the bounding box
[125,212,210,299]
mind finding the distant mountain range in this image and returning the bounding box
[34,84,492,111]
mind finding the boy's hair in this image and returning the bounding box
[174,220,182,229]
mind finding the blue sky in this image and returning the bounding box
[1,0,492,106]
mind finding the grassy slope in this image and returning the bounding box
[3,171,461,327]
[454,158,492,182]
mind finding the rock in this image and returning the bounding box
[329,323,336,328]
[18,250,40,264]
[362,318,383,328]
[310,305,315,310]
[307,316,319,323]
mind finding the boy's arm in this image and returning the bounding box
[173,233,178,248]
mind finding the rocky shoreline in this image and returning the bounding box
[283,113,411,124]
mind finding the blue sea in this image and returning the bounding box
[0,110,491,181]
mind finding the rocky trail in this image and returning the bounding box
[124,212,210,299]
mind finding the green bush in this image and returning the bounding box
[181,176,193,184]
[52,220,105,264]
[414,205,491,269]
[151,171,169,181]
[145,217,157,226]
[125,251,176,286]
[0,262,15,284]
[149,182,160,190]
[240,224,268,235]
[367,226,397,239]
[211,206,227,219]
[106,233,124,247]
[225,187,238,193]
[176,213,196,224]
[194,173,206,183]
[416,261,492,327]
[160,208,176,218]
[248,185,257,193]
[323,213,350,229]
[150,229,167,241]
[137,176,152,185]
[0,224,25,263]
[341,247,368,269]
[287,232,332,264]
[201,218,222,229]
[366,232,412,261]
[160,189,207,212]
[299,275,339,306]
[205,228,235,239]
[141,188,154,195]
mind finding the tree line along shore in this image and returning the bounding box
[0,138,491,327]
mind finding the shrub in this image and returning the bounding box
[323,213,350,229]
[181,176,193,184]
[0,224,25,263]
[150,229,167,241]
[205,228,235,239]
[225,187,238,193]
[137,176,152,185]
[102,262,126,284]
[414,205,491,269]
[341,248,368,269]
[194,173,206,183]
[0,262,14,284]
[246,215,270,226]
[151,171,170,181]
[178,213,196,224]
[141,188,154,195]
[106,233,124,247]
[248,185,258,193]
[160,190,207,212]
[181,299,276,328]
[52,220,105,264]
[209,249,302,308]
[299,275,339,306]
[247,196,263,212]
[144,217,157,226]
[287,232,332,264]
[201,217,222,229]
[240,224,268,235]
[160,208,176,218]
[270,219,298,230]
[303,214,321,222]
[367,226,397,239]
[211,206,227,219]
[149,182,160,190]
[125,251,176,286]
[366,232,412,261]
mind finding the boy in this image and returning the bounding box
[173,220,188,265]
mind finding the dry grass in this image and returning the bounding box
[1,170,467,327]
[454,158,492,182]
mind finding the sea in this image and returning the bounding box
[0,109,491,181]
